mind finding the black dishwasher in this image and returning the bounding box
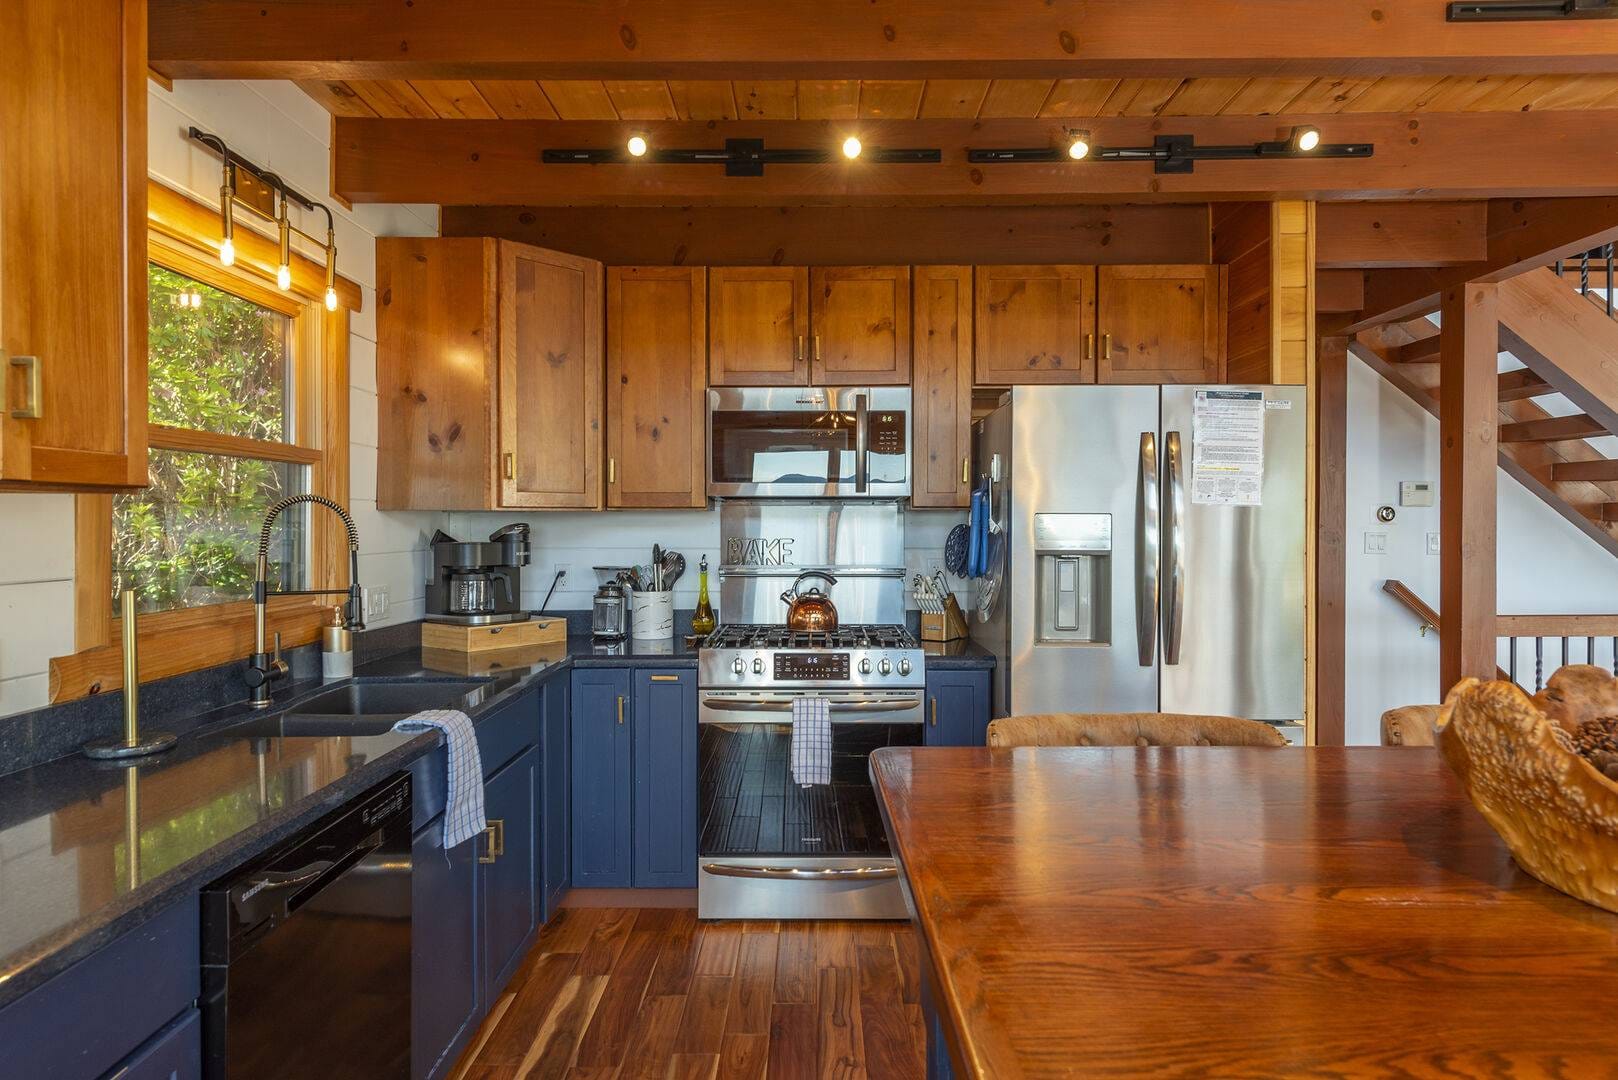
[201,773,413,1079]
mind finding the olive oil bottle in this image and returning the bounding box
[692,554,717,636]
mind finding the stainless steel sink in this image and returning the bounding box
[231,680,490,738]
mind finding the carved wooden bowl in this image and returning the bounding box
[1439,676,1618,914]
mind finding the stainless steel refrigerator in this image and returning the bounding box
[970,385,1307,724]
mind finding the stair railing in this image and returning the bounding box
[1552,242,1615,319]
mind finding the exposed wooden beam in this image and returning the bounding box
[1315,270,1364,314]
[1395,338,1442,364]
[1497,266,1618,437]
[440,204,1213,265]
[1497,369,1553,402]
[332,111,1618,206]
[1354,195,1618,330]
[1315,334,1348,747]
[1499,414,1606,443]
[1439,282,1498,696]
[148,1,1618,81]
[1553,459,1618,482]
[1315,201,1486,269]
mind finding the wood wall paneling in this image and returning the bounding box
[497,241,605,509]
[910,266,974,509]
[1316,269,1366,313]
[1271,201,1315,384]
[605,267,706,509]
[1211,202,1272,384]
[1438,282,1500,696]
[376,237,498,510]
[439,205,1215,268]
[973,266,1096,385]
[1095,264,1226,384]
[1315,201,1488,269]
[707,267,810,386]
[810,266,911,385]
[1314,335,1348,746]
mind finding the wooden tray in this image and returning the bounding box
[421,616,566,653]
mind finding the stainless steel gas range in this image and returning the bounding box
[697,622,925,921]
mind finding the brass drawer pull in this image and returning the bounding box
[796,334,805,362]
[479,823,499,864]
[503,452,515,479]
[617,695,625,724]
[1101,332,1112,358]
[8,354,41,419]
[961,456,970,485]
[1084,333,1095,361]
[813,334,822,361]
[930,697,938,726]
[609,457,617,484]
[650,673,680,682]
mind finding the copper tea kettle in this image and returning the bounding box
[781,571,839,632]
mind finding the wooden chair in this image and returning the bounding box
[1530,664,1618,733]
[1380,704,1442,747]
[985,712,1288,748]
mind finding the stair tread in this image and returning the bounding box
[1500,414,1608,443]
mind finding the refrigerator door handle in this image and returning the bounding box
[1135,431,1159,666]
[1163,430,1186,665]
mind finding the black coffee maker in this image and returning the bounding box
[425,524,531,625]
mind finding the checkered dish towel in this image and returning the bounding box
[394,708,486,847]
[790,695,832,787]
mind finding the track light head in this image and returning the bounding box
[626,134,648,158]
[1066,130,1092,160]
[1290,125,1322,153]
[842,136,863,160]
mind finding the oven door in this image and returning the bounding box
[696,689,921,919]
[707,387,910,498]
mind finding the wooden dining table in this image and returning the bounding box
[870,745,1618,1079]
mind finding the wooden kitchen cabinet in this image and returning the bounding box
[911,266,974,509]
[974,265,1096,385]
[0,0,146,490]
[1096,265,1227,384]
[810,266,911,385]
[708,266,810,386]
[607,267,707,508]
[377,238,604,510]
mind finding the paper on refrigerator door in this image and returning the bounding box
[1190,389,1265,506]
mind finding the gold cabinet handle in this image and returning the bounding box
[503,452,514,479]
[650,673,680,682]
[1101,333,1112,358]
[7,354,41,419]
[813,334,822,361]
[961,457,970,485]
[930,697,938,727]
[609,457,617,484]
[1084,333,1095,361]
[491,818,505,857]
[796,334,805,362]
[479,823,499,864]
[616,695,625,724]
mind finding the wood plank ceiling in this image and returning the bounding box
[303,74,1618,121]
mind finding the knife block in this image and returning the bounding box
[921,595,970,642]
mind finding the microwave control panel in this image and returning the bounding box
[774,652,851,680]
[868,412,906,455]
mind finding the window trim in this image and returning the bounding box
[51,181,358,704]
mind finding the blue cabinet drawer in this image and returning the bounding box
[476,691,541,780]
[104,1007,202,1080]
[0,899,199,1080]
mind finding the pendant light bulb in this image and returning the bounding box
[276,264,292,290]
[842,136,862,160]
[325,286,339,312]
[275,191,292,291]
[626,134,648,158]
[322,228,338,311]
[1066,130,1092,160]
[1290,125,1322,153]
[219,237,235,267]
[218,160,236,267]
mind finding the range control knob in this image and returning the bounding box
[752,657,766,674]
[858,658,873,675]
[897,659,913,676]
[878,658,893,676]
[732,657,747,676]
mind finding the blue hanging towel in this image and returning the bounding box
[966,487,984,579]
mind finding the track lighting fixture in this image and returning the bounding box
[968,130,1372,174]
[544,138,939,176]
[842,136,863,160]
[1448,0,1615,19]
[626,134,648,157]
[1066,130,1091,160]
[190,126,341,308]
[1290,125,1322,153]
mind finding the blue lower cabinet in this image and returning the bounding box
[540,673,570,920]
[412,814,481,1080]
[105,1007,202,1080]
[482,746,540,1004]
[570,668,634,887]
[925,670,992,747]
[632,670,698,887]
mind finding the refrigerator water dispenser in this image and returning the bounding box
[1033,513,1112,644]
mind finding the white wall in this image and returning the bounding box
[1344,356,1618,744]
[0,79,441,718]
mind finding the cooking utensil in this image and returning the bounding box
[781,570,839,632]
[661,551,685,590]
[945,524,970,577]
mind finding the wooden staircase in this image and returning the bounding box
[1350,258,1618,559]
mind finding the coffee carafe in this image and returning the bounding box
[591,582,630,641]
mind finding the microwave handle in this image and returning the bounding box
[855,392,869,494]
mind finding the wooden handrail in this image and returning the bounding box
[1494,614,1618,638]
[1382,580,1439,634]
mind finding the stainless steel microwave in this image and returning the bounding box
[707,387,911,498]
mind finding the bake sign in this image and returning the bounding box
[726,536,796,566]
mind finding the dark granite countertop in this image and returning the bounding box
[920,639,997,669]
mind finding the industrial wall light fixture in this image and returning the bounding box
[190,127,340,310]
[544,137,940,176]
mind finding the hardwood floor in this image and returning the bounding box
[449,908,925,1080]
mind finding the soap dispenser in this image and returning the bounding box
[322,605,354,680]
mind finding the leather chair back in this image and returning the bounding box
[986,712,1287,748]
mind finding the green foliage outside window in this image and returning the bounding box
[112,265,307,615]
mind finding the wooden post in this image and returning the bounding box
[1439,282,1499,697]
[1313,334,1348,745]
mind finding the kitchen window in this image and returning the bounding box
[55,183,354,703]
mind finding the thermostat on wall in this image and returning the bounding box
[1400,481,1434,507]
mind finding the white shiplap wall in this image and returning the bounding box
[0,79,442,718]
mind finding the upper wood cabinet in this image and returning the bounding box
[606,267,706,509]
[708,267,808,386]
[377,238,604,511]
[0,0,145,490]
[499,243,604,509]
[911,267,974,509]
[1096,265,1227,384]
[973,266,1096,385]
[810,267,911,385]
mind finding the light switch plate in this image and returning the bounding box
[1426,532,1441,556]
[1364,531,1388,555]
[364,585,390,619]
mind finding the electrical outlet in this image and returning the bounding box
[1364,531,1388,555]
[552,563,572,584]
[1426,532,1441,556]
[364,585,390,619]
[926,558,945,578]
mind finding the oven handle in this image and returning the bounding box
[702,863,897,881]
[699,694,921,713]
